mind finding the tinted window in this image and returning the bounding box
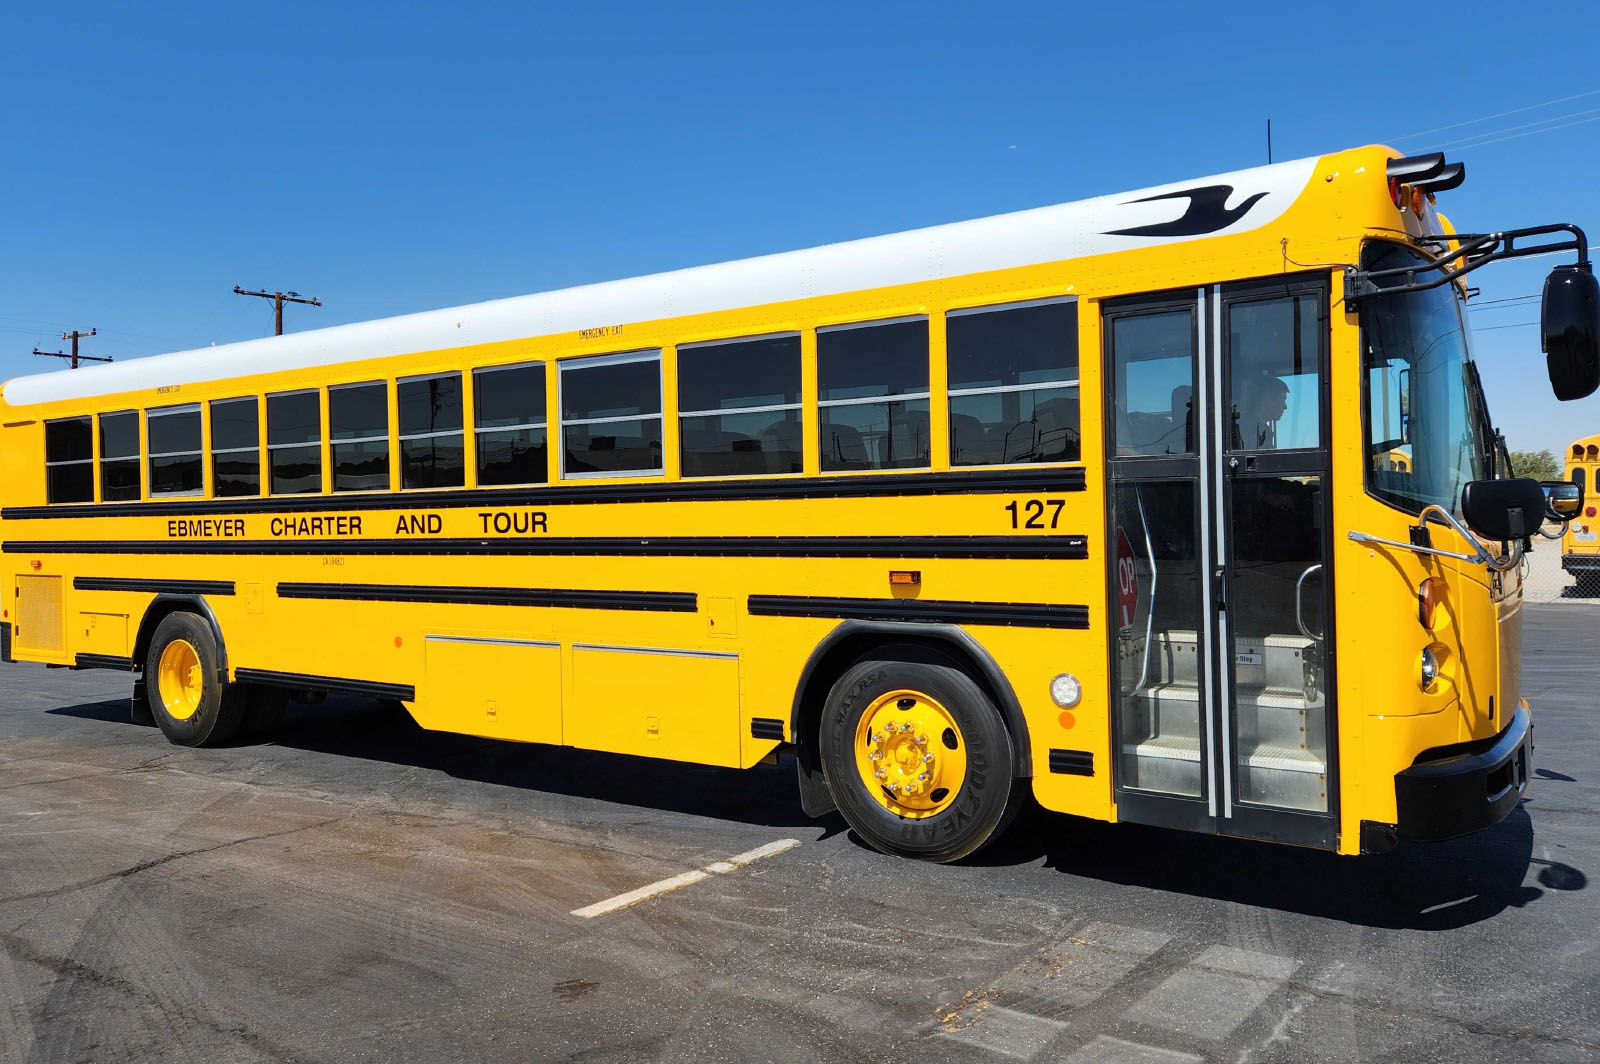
[561,353,663,478]
[1111,310,1195,457]
[268,391,322,494]
[562,358,661,421]
[45,417,94,503]
[680,335,802,478]
[99,411,140,501]
[817,319,929,471]
[947,300,1079,466]
[147,405,202,496]
[211,398,259,497]
[330,382,390,492]
[398,373,464,489]
[474,362,547,486]
[1227,293,1320,451]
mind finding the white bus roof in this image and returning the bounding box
[3,155,1321,408]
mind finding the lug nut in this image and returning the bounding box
[915,735,927,746]
[901,722,913,733]
[922,753,933,763]
[875,770,886,780]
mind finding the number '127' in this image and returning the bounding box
[1005,499,1065,529]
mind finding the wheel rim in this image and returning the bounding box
[852,689,967,818]
[157,639,204,721]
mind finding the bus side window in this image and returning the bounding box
[474,362,547,486]
[559,351,664,479]
[398,373,465,490]
[45,416,95,503]
[947,298,1079,467]
[211,397,261,497]
[267,390,322,495]
[817,317,930,472]
[98,410,140,501]
[679,334,802,478]
[329,381,391,492]
[147,404,203,497]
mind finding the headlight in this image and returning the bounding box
[1050,673,1082,708]
[1420,647,1439,691]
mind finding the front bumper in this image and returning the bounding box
[1394,706,1531,842]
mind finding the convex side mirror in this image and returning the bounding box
[1544,263,1600,401]
[1461,477,1547,540]
[1541,479,1585,522]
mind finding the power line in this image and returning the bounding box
[1474,321,1540,332]
[1390,87,1600,142]
[33,328,111,369]
[1432,106,1600,152]
[233,286,322,336]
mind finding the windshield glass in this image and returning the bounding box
[1361,243,1490,514]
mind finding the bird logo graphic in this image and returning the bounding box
[1103,184,1269,238]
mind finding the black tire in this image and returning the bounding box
[819,657,1022,863]
[143,612,247,747]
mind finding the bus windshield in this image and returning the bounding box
[1361,243,1490,515]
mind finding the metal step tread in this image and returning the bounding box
[1124,735,1325,774]
[1132,683,1315,709]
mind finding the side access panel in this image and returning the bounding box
[567,645,741,766]
[415,633,563,745]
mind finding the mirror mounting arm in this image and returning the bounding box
[1344,223,1589,305]
[1347,504,1523,571]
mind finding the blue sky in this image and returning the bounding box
[4,1,1599,456]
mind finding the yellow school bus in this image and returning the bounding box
[2,145,1595,861]
[1562,435,1600,583]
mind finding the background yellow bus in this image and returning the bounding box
[2,144,1594,862]
[1562,435,1600,588]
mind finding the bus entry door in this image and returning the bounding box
[1106,278,1336,849]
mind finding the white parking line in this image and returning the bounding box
[570,838,800,919]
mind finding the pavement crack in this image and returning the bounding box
[0,815,346,907]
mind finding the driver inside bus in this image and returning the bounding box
[1232,372,1289,450]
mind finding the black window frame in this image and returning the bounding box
[146,403,204,497]
[328,380,392,493]
[210,397,262,499]
[396,371,466,490]
[45,416,95,504]
[815,316,931,472]
[558,350,664,480]
[266,388,324,496]
[473,360,548,487]
[677,332,803,479]
[945,296,1080,468]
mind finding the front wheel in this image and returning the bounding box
[819,658,1020,863]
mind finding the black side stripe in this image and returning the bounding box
[74,577,236,595]
[278,582,695,612]
[750,717,786,740]
[1048,749,1095,776]
[1,466,1087,521]
[233,668,414,702]
[74,653,136,671]
[747,594,1089,629]
[5,535,1087,560]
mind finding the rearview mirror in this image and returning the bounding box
[1461,477,1546,540]
[1543,263,1600,400]
[1542,479,1584,521]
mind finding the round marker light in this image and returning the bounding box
[1050,673,1082,709]
[1420,647,1439,692]
[1587,507,1596,518]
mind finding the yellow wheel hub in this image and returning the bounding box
[852,689,967,818]
[157,639,205,722]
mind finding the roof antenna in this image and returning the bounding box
[1267,118,1273,164]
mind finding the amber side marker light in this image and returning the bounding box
[1418,577,1442,631]
[889,570,921,586]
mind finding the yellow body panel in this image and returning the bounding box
[0,144,1522,856]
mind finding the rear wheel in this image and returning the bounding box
[143,613,247,747]
[819,657,1021,863]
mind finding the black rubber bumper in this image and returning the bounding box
[1562,555,1600,574]
[1394,706,1531,842]
[0,622,10,664]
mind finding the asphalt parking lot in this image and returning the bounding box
[1,604,1597,1064]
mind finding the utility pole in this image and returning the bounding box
[233,286,322,336]
[34,329,111,369]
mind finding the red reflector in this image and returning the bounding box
[1587,507,1597,518]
